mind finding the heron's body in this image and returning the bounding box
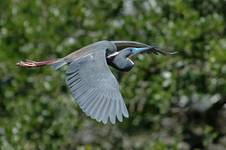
[64,41,116,62]
[17,40,175,124]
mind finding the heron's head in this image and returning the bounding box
[107,47,154,71]
[107,41,177,71]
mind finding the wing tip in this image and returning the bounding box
[85,98,129,124]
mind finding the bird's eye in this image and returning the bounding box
[130,49,133,52]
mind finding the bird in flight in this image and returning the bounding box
[17,40,176,124]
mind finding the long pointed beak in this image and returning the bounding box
[131,46,178,56]
[131,47,151,55]
[111,41,149,50]
[111,41,177,56]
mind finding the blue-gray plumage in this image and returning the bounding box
[16,40,176,124]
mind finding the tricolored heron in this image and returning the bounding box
[17,40,176,124]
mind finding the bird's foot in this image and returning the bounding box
[16,60,38,67]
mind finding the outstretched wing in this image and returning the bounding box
[66,50,129,124]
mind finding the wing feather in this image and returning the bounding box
[120,96,129,118]
[72,84,87,97]
[109,99,116,124]
[89,95,103,119]
[79,89,95,107]
[85,94,100,116]
[116,97,123,122]
[67,72,79,81]
[65,48,129,124]
[96,97,108,122]
[101,98,111,124]
[80,89,97,110]
[94,95,106,121]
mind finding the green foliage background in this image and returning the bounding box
[0,0,226,149]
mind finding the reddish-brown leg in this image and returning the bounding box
[16,59,56,68]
